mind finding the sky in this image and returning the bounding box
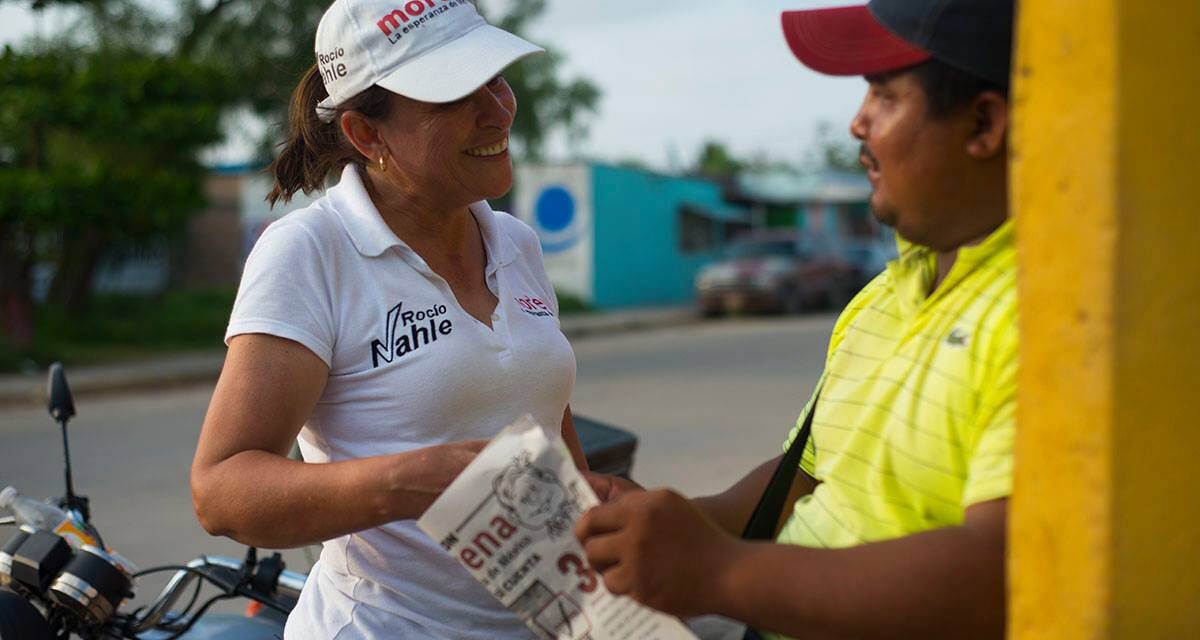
[0,0,869,172]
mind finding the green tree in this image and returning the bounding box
[692,140,745,178]
[804,120,863,173]
[0,45,235,343]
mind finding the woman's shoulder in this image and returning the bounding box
[488,208,540,252]
[267,196,341,237]
[251,197,342,256]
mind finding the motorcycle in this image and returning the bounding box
[0,363,305,639]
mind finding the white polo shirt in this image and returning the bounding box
[226,165,574,639]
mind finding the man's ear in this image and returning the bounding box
[965,91,1009,160]
[340,110,386,161]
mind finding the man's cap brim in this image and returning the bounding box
[781,5,931,77]
[376,23,544,103]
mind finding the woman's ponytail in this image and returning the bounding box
[266,65,391,207]
[266,65,355,206]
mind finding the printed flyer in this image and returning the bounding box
[418,416,697,640]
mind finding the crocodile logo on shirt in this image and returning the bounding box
[370,301,454,368]
[945,327,971,348]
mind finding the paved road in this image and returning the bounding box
[0,314,834,618]
[569,314,832,496]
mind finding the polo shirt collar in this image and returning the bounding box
[887,218,1014,317]
[468,199,520,273]
[326,164,518,268]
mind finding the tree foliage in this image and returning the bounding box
[0,43,236,343]
[692,140,745,178]
[804,120,863,173]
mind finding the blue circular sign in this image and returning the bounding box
[535,186,575,233]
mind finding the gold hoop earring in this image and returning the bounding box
[376,154,387,173]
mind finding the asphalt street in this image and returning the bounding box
[0,313,835,622]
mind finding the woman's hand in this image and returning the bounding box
[583,471,644,503]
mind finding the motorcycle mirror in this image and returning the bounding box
[45,363,84,519]
[47,362,75,422]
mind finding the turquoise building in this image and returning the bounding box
[513,163,748,310]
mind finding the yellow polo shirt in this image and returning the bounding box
[776,220,1016,552]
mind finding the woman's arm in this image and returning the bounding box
[560,406,588,471]
[191,333,484,548]
[565,407,650,503]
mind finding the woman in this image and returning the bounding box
[190,0,591,637]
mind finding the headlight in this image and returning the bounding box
[751,270,783,288]
[696,265,735,290]
[751,259,792,288]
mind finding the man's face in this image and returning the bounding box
[850,71,973,248]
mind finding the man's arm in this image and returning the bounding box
[721,497,1006,639]
[694,454,819,536]
[577,491,1006,640]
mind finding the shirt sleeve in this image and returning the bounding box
[225,219,336,367]
[961,324,1018,507]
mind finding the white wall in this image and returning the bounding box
[513,164,595,304]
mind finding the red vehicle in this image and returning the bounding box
[694,231,858,316]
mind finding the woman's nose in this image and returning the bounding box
[474,83,515,130]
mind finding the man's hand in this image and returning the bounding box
[574,489,743,617]
[583,471,643,503]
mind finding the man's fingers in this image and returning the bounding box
[599,563,633,597]
[580,530,625,572]
[575,502,628,542]
[608,475,645,501]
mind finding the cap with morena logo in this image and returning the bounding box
[313,0,544,122]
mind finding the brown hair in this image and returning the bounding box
[266,64,394,207]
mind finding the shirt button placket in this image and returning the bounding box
[491,275,513,361]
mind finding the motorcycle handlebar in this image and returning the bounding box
[125,555,306,634]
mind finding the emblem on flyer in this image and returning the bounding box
[494,451,582,539]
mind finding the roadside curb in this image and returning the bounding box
[0,307,700,407]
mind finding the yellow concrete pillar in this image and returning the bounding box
[1010,0,1200,638]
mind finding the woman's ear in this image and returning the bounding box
[965,91,1009,160]
[340,110,385,162]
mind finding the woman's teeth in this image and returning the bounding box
[466,138,508,157]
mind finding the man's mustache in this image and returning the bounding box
[859,144,879,169]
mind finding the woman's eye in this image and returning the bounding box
[487,74,504,87]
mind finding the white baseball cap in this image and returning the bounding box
[313,0,544,122]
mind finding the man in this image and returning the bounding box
[576,1,1016,638]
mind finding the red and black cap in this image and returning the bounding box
[781,0,1014,87]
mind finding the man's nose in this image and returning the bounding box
[849,95,870,141]
[849,107,869,142]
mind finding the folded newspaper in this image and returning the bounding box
[418,415,698,640]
